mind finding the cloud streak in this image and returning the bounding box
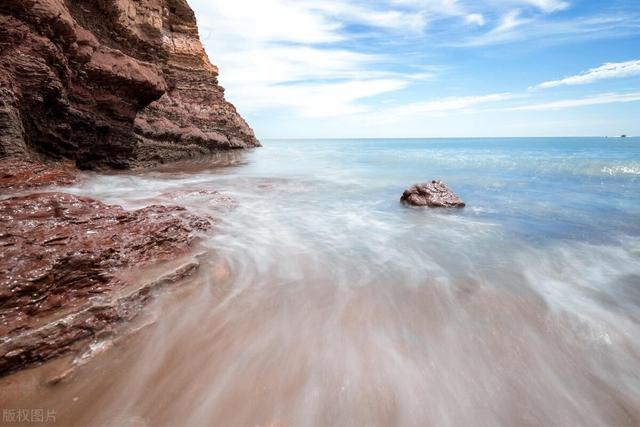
[534,60,640,89]
[369,91,640,122]
[522,0,570,13]
[192,0,445,117]
[189,0,640,128]
[383,93,517,117]
[506,91,640,111]
[457,12,640,47]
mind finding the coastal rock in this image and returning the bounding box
[0,157,76,191]
[0,192,211,375]
[0,0,259,169]
[0,0,250,376]
[401,180,466,208]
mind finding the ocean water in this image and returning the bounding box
[5,138,640,426]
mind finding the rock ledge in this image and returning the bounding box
[0,192,211,375]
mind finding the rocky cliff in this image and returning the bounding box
[0,0,259,169]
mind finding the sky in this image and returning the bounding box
[189,0,640,138]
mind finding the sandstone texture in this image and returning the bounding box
[0,157,77,191]
[0,0,259,169]
[0,192,211,375]
[401,180,466,208]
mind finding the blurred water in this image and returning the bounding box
[5,138,640,426]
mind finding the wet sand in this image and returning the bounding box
[2,139,640,426]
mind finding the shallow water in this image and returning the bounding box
[3,138,640,426]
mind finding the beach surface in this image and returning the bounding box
[2,137,640,426]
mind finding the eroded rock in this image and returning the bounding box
[0,158,76,191]
[0,0,259,169]
[401,180,466,208]
[0,192,211,375]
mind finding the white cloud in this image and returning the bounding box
[367,90,640,122]
[388,93,516,116]
[392,0,490,28]
[506,92,640,111]
[188,0,640,124]
[308,1,428,34]
[191,0,440,118]
[465,13,486,26]
[234,79,411,117]
[207,44,432,116]
[458,13,640,47]
[455,9,534,46]
[494,9,530,33]
[365,93,517,122]
[195,0,342,45]
[212,47,381,87]
[534,60,640,89]
[522,0,570,13]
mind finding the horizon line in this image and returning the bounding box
[259,135,636,140]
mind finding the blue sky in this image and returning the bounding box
[189,0,640,138]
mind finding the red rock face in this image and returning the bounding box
[0,0,259,169]
[0,192,211,375]
[401,181,466,208]
[0,158,77,191]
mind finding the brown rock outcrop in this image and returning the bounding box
[401,180,466,208]
[0,192,211,374]
[0,157,76,191]
[0,0,259,169]
[0,0,253,376]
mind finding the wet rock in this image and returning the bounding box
[0,192,211,375]
[401,180,466,208]
[0,0,259,169]
[0,158,76,191]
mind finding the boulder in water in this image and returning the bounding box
[401,180,466,208]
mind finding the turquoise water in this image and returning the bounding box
[254,137,640,243]
[54,137,640,425]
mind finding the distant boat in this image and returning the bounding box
[621,134,628,138]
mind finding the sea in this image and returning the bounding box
[4,137,640,426]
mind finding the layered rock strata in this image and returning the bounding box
[0,192,211,375]
[0,0,252,376]
[0,0,259,169]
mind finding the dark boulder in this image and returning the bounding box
[401,180,466,208]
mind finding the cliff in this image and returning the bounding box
[0,0,259,169]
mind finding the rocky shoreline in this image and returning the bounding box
[0,0,256,376]
[0,158,77,192]
[1,0,259,168]
[0,169,213,376]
